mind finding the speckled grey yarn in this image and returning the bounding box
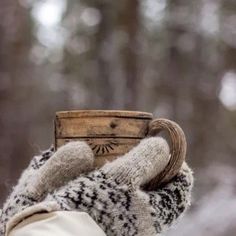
[1,138,194,236]
[0,141,94,235]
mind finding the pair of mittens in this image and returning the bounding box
[1,137,193,236]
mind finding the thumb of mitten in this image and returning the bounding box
[27,141,94,200]
[102,137,170,187]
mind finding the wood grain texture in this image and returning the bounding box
[56,110,153,119]
[145,118,187,189]
[55,116,150,138]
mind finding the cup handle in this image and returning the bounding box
[145,118,187,190]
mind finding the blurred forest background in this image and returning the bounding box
[0,0,236,235]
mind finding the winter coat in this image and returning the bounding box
[7,211,106,236]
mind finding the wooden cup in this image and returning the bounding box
[54,110,186,189]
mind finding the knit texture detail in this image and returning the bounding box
[0,142,94,235]
[1,138,194,236]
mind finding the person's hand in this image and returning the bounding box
[0,142,94,235]
[2,137,193,236]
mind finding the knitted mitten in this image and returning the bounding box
[0,142,94,235]
[0,147,54,234]
[6,137,193,236]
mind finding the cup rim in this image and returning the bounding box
[56,110,153,119]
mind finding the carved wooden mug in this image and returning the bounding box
[54,110,186,190]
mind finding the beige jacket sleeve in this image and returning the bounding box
[7,211,107,236]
